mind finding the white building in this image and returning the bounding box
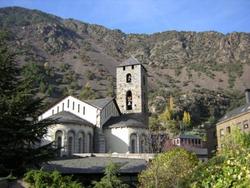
[39,57,149,156]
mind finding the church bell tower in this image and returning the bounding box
[116,57,148,114]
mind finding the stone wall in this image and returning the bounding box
[116,64,147,114]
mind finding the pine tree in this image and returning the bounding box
[92,162,129,188]
[0,31,56,176]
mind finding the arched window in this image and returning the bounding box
[78,132,85,153]
[78,137,82,153]
[130,133,137,153]
[126,73,132,83]
[140,134,147,153]
[87,133,92,153]
[55,130,63,157]
[67,131,75,156]
[126,90,132,110]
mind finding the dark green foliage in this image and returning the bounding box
[92,162,128,188]
[79,83,96,100]
[106,76,115,97]
[228,72,236,88]
[59,63,70,72]
[0,32,56,176]
[46,84,54,96]
[86,70,95,80]
[39,81,47,93]
[24,170,82,188]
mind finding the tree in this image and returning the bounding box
[149,116,168,153]
[0,32,56,176]
[79,83,96,100]
[181,111,191,131]
[158,96,179,137]
[92,162,128,188]
[138,148,198,188]
[187,129,250,187]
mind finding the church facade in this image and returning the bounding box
[39,57,149,156]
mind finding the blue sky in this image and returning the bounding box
[0,0,249,34]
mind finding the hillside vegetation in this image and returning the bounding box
[1,6,250,125]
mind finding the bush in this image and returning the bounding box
[138,148,198,188]
[24,169,83,188]
[187,129,250,188]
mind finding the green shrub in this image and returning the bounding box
[24,169,83,188]
[187,129,250,188]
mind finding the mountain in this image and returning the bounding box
[1,6,250,124]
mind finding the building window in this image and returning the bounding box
[191,139,194,145]
[226,126,231,133]
[123,66,125,71]
[140,134,147,153]
[78,104,80,113]
[195,139,198,145]
[62,103,64,111]
[88,133,92,153]
[55,130,63,157]
[130,134,137,153]
[68,131,75,156]
[77,132,85,153]
[132,65,134,69]
[220,129,224,137]
[78,137,82,153]
[126,73,132,83]
[83,106,85,115]
[68,136,73,156]
[52,109,54,115]
[57,106,59,113]
[126,90,132,110]
[67,99,70,108]
[73,102,75,110]
[243,120,249,129]
[57,136,62,149]
[82,133,85,153]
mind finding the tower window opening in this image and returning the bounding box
[123,66,125,71]
[126,73,132,83]
[132,65,134,69]
[126,90,132,110]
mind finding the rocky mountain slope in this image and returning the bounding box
[1,6,250,124]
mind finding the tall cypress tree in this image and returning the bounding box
[0,31,56,176]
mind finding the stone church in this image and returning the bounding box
[39,57,149,156]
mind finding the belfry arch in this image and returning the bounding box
[126,90,132,110]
